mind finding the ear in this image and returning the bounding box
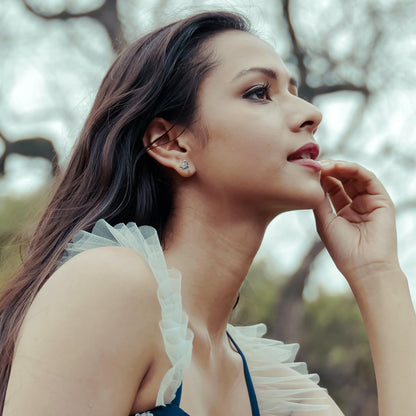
[143,117,195,177]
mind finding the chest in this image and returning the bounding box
[178,360,254,416]
[130,344,257,416]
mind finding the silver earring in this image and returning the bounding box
[179,160,190,170]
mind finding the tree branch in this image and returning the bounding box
[0,132,59,177]
[282,0,307,86]
[396,199,416,214]
[23,0,126,52]
[300,83,370,104]
[23,0,91,20]
[269,239,325,341]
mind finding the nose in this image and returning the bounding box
[289,97,322,135]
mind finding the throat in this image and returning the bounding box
[180,340,253,416]
[162,199,268,334]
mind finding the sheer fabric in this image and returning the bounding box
[61,220,331,415]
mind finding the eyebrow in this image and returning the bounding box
[232,67,298,88]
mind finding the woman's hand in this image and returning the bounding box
[314,160,416,416]
[313,160,400,289]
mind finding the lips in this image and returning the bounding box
[287,143,321,172]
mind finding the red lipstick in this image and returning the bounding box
[287,143,321,172]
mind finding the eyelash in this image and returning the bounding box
[242,81,272,101]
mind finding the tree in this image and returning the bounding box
[1,1,416,414]
[0,133,59,177]
[231,265,378,415]
[264,0,416,344]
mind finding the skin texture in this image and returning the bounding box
[4,30,416,416]
[315,161,416,416]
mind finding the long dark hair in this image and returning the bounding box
[0,11,250,410]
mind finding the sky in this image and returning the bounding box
[1,0,415,306]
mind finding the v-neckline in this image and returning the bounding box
[166,331,260,416]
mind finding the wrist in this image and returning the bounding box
[346,260,402,288]
[347,264,410,311]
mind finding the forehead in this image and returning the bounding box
[205,30,290,81]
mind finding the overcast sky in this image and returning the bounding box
[1,0,415,306]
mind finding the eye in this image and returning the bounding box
[242,81,271,101]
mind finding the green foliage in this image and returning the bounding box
[231,258,284,327]
[0,193,378,414]
[232,260,377,415]
[0,188,50,290]
[302,293,377,415]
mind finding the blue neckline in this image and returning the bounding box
[226,331,260,416]
[170,331,260,416]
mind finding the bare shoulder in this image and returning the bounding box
[28,245,161,346]
[5,246,161,415]
[49,245,159,305]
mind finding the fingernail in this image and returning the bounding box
[319,160,332,167]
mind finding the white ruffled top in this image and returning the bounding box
[61,219,331,415]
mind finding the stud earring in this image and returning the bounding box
[179,160,190,170]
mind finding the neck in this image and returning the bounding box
[163,194,270,345]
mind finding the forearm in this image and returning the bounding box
[349,267,416,416]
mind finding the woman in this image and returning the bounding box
[1,11,415,416]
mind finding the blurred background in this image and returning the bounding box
[1,0,415,414]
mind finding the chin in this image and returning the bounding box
[277,187,326,213]
[308,188,327,209]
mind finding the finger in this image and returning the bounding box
[320,160,389,200]
[313,193,336,236]
[321,175,352,213]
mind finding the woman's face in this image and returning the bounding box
[189,30,324,217]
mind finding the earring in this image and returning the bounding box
[179,160,190,170]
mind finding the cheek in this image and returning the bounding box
[198,139,288,198]
[204,105,286,155]
[195,99,289,185]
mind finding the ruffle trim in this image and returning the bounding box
[60,219,193,407]
[61,220,331,414]
[227,323,331,414]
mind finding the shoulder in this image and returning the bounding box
[42,245,161,331]
[6,245,162,414]
[28,244,162,350]
[56,244,158,296]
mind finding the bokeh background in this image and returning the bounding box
[1,0,415,414]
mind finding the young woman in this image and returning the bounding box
[1,11,415,416]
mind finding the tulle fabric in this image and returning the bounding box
[227,324,331,414]
[61,220,330,414]
[61,220,193,407]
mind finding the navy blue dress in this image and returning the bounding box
[133,332,260,416]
